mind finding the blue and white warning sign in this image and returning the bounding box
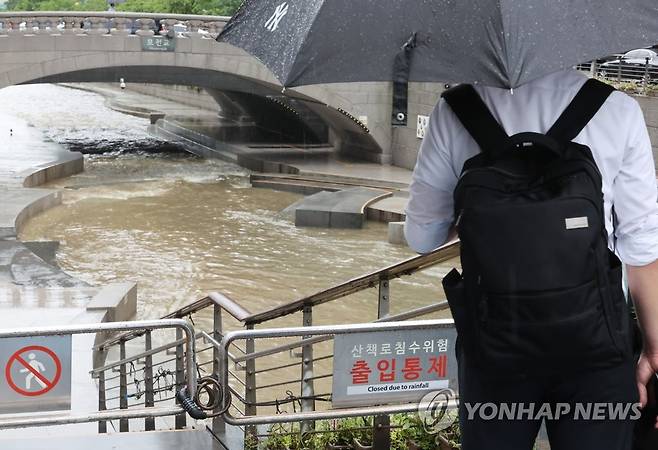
[0,336,72,414]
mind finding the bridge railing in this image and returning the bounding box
[0,12,229,37]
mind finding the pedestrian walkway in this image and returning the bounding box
[0,111,135,325]
[61,83,218,122]
[0,113,83,189]
[0,111,139,440]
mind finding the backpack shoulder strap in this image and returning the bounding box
[441,84,509,156]
[547,79,615,143]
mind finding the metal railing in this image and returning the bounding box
[0,12,229,38]
[0,11,229,21]
[576,59,658,90]
[218,240,460,326]
[0,319,196,430]
[91,240,459,447]
[218,320,458,427]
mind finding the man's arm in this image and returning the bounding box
[611,99,658,414]
[628,261,658,410]
[404,100,460,253]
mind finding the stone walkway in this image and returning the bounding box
[0,111,137,441]
[0,112,90,304]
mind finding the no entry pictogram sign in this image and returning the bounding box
[0,336,71,414]
[5,345,62,396]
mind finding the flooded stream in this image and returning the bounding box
[4,84,454,328]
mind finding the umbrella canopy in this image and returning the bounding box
[217,0,658,88]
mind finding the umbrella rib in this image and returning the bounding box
[495,0,513,88]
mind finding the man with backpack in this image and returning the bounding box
[404,69,658,449]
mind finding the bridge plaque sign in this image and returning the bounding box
[0,336,72,414]
[332,324,458,408]
[142,36,176,52]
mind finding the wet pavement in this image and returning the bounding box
[0,111,136,441]
[0,111,90,312]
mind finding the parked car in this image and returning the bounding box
[575,53,622,72]
[599,48,658,81]
[172,23,210,37]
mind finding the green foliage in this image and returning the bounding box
[611,81,658,97]
[5,0,104,10]
[391,414,461,449]
[3,0,243,14]
[594,76,658,97]
[256,414,462,450]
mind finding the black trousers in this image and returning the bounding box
[457,347,639,450]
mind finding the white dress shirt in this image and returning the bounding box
[404,70,658,267]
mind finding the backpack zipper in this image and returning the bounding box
[455,210,464,228]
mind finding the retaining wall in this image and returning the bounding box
[395,84,658,170]
[124,82,658,171]
[125,83,219,111]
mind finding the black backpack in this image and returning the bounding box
[441,79,634,373]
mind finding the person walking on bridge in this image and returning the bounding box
[404,69,658,449]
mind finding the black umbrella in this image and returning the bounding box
[217,0,658,89]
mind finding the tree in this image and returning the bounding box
[167,0,200,15]
[199,0,242,16]
[4,0,243,14]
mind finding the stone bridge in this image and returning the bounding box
[0,11,403,164]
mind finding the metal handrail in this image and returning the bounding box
[219,320,457,426]
[0,319,197,430]
[95,293,243,350]
[209,292,253,321]
[0,406,184,430]
[231,300,450,364]
[80,243,459,437]
[216,240,459,326]
[92,332,223,375]
[227,400,458,427]
[95,241,458,353]
[0,319,197,395]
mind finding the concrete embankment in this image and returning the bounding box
[0,111,138,324]
[0,112,138,439]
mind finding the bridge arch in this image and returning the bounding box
[0,12,391,163]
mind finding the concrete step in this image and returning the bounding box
[149,124,239,164]
[0,240,90,288]
[297,172,408,189]
[250,173,407,191]
[291,187,392,228]
[366,195,408,223]
[250,178,346,195]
